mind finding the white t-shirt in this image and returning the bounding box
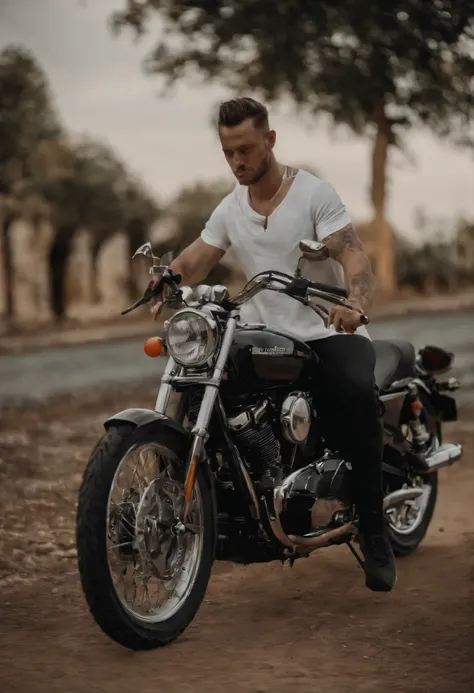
[201,169,370,343]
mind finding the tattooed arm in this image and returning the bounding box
[324,223,376,314]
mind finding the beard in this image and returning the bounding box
[249,153,271,184]
[236,152,271,186]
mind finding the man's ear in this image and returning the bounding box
[266,129,276,150]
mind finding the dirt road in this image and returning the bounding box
[0,384,473,693]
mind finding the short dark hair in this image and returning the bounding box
[217,97,269,130]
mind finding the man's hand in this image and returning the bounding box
[145,239,225,318]
[328,304,364,334]
[146,275,171,317]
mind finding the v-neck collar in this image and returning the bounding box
[243,169,301,226]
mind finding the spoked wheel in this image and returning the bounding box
[386,472,438,557]
[76,425,214,650]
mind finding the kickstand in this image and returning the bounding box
[347,541,365,569]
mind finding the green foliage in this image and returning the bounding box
[165,178,233,253]
[0,43,161,242]
[0,43,162,319]
[163,178,234,283]
[0,45,61,188]
[396,218,474,291]
[111,2,474,143]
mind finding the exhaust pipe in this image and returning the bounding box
[270,494,356,551]
[424,442,463,473]
[383,487,425,511]
[287,522,357,549]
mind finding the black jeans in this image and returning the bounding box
[308,334,385,534]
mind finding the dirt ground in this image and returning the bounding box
[0,385,473,693]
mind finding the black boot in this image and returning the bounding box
[358,527,397,592]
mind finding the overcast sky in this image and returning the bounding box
[1,0,473,242]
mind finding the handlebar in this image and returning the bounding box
[309,281,348,299]
[226,272,369,327]
[121,267,369,328]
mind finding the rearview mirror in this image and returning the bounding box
[295,239,329,277]
[160,250,174,266]
[132,242,174,275]
[299,239,329,261]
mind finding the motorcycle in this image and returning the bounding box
[76,239,463,650]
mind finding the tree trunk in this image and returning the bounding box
[49,223,76,320]
[90,237,103,304]
[371,100,396,297]
[1,215,15,319]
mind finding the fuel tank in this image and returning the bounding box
[225,327,315,393]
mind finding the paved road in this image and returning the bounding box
[0,310,473,406]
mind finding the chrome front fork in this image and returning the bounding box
[155,316,238,517]
[154,356,179,414]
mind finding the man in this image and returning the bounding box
[150,97,396,593]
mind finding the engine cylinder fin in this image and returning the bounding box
[232,422,281,478]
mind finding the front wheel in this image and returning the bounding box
[76,424,215,650]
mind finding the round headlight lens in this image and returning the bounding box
[165,310,217,367]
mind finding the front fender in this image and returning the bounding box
[105,407,217,555]
[104,408,189,438]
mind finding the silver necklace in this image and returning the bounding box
[249,166,296,231]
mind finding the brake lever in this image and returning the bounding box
[120,271,182,315]
[121,283,162,315]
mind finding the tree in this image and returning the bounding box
[39,137,160,317]
[0,44,161,321]
[122,179,161,299]
[165,179,233,253]
[0,44,61,319]
[111,1,474,296]
[163,178,237,283]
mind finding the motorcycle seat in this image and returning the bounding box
[373,339,416,392]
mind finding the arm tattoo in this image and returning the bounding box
[324,224,375,311]
[349,271,376,312]
[324,224,364,263]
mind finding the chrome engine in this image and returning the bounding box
[227,394,356,549]
[275,454,354,541]
[280,392,312,443]
[227,399,281,479]
[227,392,312,480]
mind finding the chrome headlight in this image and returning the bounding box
[165,309,218,367]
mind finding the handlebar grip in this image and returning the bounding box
[310,281,348,298]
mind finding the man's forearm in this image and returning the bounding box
[169,258,205,287]
[345,259,376,314]
[168,238,225,287]
[323,224,376,313]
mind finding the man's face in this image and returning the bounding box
[219,118,276,186]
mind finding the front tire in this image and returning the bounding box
[76,424,214,650]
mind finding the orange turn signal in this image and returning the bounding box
[144,336,164,358]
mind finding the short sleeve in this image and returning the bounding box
[311,181,352,241]
[200,198,231,251]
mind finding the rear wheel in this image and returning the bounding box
[76,424,214,650]
[386,471,438,557]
